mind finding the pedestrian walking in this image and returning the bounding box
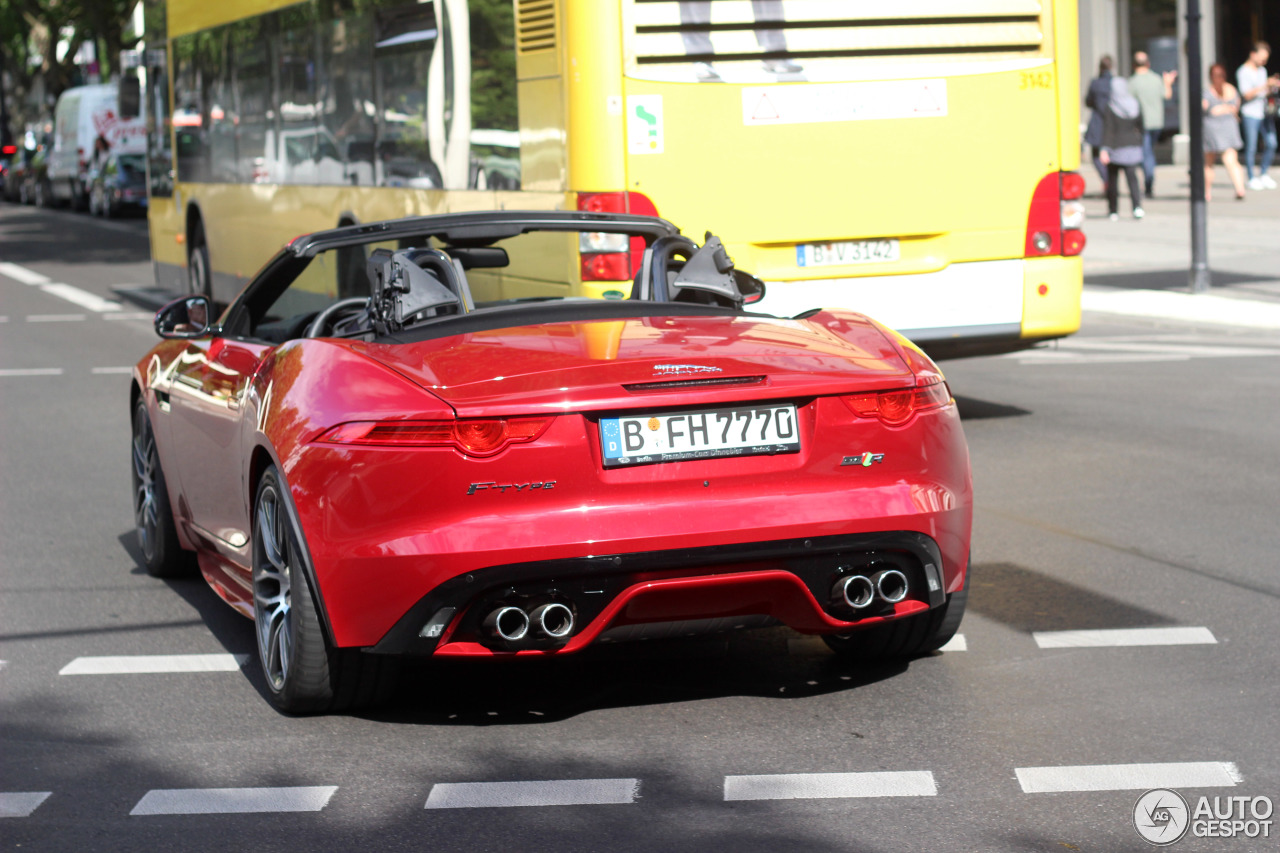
[1084,56,1115,193]
[1099,78,1145,220]
[1236,41,1280,190]
[1202,63,1247,201]
[1128,52,1177,195]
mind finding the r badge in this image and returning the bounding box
[841,453,885,467]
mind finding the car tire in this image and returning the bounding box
[132,399,196,578]
[823,562,969,661]
[252,466,399,714]
[188,226,211,298]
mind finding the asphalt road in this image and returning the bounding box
[1,202,1277,852]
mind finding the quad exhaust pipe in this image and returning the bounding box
[482,601,576,647]
[831,568,911,611]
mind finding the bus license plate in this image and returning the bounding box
[600,405,800,468]
[796,239,899,267]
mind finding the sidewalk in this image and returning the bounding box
[1076,162,1280,330]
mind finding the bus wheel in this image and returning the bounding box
[188,227,211,298]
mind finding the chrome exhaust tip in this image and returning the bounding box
[530,602,575,640]
[873,569,910,604]
[483,605,530,643]
[832,574,876,610]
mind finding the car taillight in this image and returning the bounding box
[577,191,658,281]
[842,376,952,427]
[1025,171,1086,258]
[318,417,553,456]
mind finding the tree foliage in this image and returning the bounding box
[1,0,137,131]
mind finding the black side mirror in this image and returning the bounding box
[155,296,214,339]
[119,75,141,120]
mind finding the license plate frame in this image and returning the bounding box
[796,238,900,267]
[599,404,801,468]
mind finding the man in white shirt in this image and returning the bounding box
[1237,41,1280,190]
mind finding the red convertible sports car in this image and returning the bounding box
[130,211,972,713]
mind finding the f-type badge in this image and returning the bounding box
[653,364,723,376]
[842,453,885,467]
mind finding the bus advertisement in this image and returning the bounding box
[134,0,1084,358]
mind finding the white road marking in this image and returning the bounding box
[937,634,967,652]
[39,283,122,312]
[104,311,155,321]
[1016,762,1242,793]
[1082,288,1280,330]
[92,366,134,375]
[59,654,249,675]
[1015,338,1280,365]
[130,786,337,815]
[0,368,64,377]
[26,314,86,323]
[0,316,7,323]
[724,771,937,801]
[0,792,52,818]
[0,262,51,286]
[1033,627,1217,648]
[425,779,640,809]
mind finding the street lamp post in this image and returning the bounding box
[1186,0,1211,293]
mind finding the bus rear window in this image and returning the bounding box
[624,0,1052,83]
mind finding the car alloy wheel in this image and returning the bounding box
[253,478,296,693]
[131,406,161,563]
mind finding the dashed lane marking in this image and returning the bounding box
[130,786,338,816]
[0,368,64,377]
[788,635,967,655]
[938,634,967,652]
[26,314,86,322]
[59,654,249,675]
[1016,761,1242,793]
[38,283,121,313]
[0,792,52,818]
[1033,627,1216,648]
[724,771,937,801]
[425,779,640,809]
[0,262,51,286]
[104,311,155,321]
[91,366,134,375]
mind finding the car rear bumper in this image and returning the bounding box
[365,530,957,656]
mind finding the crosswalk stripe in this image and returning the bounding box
[0,262,51,286]
[724,771,937,801]
[425,779,640,809]
[1033,627,1216,648]
[130,786,338,815]
[59,654,249,675]
[1016,762,1241,793]
[0,792,51,818]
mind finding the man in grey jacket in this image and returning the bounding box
[1129,52,1176,196]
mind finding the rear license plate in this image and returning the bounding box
[796,239,899,267]
[600,404,800,467]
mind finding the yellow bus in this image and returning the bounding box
[137,0,1084,358]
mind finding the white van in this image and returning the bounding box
[48,83,146,209]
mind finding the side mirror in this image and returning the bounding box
[155,296,214,339]
[735,270,767,305]
[119,75,141,120]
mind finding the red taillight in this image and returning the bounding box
[577,191,658,281]
[1,145,17,155]
[842,377,952,427]
[318,417,553,456]
[1025,171,1086,258]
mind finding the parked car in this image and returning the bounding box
[129,210,974,714]
[88,152,148,217]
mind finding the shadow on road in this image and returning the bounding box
[967,561,1174,633]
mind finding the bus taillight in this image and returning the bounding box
[577,191,658,281]
[1025,172,1086,258]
